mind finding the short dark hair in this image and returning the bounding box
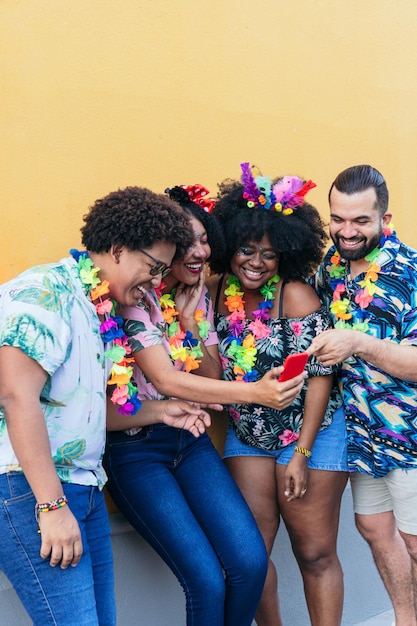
[81,186,194,258]
[329,164,389,215]
[209,178,328,281]
[166,186,226,266]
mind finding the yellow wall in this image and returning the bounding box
[2,0,417,282]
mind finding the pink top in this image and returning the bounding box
[120,285,218,402]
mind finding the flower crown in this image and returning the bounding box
[240,162,316,215]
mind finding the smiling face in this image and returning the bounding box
[102,241,176,307]
[230,233,279,292]
[329,187,392,262]
[168,216,211,287]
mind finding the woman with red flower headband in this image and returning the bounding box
[103,183,306,626]
[206,164,349,626]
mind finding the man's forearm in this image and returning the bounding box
[355,333,417,382]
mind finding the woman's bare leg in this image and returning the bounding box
[278,467,347,626]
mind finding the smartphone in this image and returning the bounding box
[278,352,309,382]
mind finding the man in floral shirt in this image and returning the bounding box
[310,164,417,626]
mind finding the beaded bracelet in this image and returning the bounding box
[35,496,68,523]
[294,445,312,458]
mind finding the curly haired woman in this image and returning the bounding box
[206,164,349,626]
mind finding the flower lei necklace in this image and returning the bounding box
[224,273,279,381]
[70,249,141,415]
[159,287,211,372]
[328,225,396,332]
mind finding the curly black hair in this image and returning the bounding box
[81,186,194,258]
[166,186,226,267]
[209,178,328,281]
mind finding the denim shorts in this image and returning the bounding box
[223,405,348,472]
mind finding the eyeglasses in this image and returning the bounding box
[236,246,278,261]
[138,249,171,277]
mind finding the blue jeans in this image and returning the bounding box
[0,473,116,626]
[104,425,268,626]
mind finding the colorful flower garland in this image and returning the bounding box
[328,225,396,332]
[159,289,211,372]
[70,249,141,415]
[224,273,279,381]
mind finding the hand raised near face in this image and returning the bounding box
[174,267,206,325]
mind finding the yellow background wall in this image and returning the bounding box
[2,0,417,283]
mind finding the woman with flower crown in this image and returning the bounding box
[103,184,306,626]
[205,164,349,626]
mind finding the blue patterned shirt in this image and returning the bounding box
[315,236,417,476]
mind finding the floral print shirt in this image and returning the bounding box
[215,303,342,451]
[0,258,108,487]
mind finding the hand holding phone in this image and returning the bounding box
[278,352,309,382]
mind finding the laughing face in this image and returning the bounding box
[230,234,279,292]
[105,241,176,307]
[329,187,392,262]
[168,216,211,287]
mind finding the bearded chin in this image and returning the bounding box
[333,231,382,261]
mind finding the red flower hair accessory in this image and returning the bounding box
[181,184,216,213]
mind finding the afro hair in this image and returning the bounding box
[209,178,328,281]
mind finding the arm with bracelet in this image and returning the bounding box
[283,373,334,501]
[0,346,83,568]
[270,281,340,502]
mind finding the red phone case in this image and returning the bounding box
[278,352,309,382]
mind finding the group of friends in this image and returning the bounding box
[0,163,416,626]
